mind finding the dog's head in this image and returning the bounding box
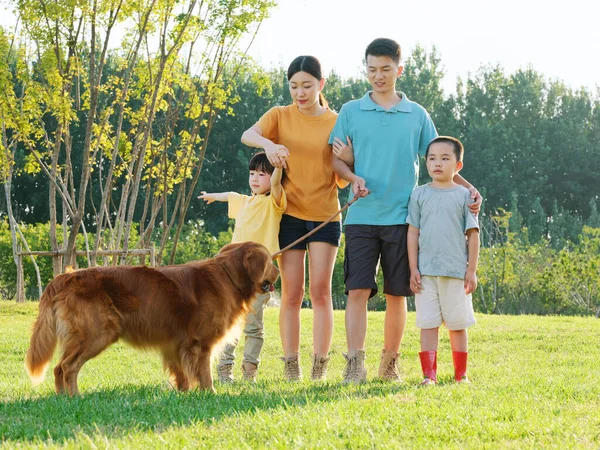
[217,242,279,295]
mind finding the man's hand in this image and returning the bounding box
[469,187,482,214]
[410,269,422,294]
[464,270,478,294]
[332,136,354,166]
[352,176,369,197]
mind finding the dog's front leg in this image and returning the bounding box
[181,347,216,393]
[195,350,215,393]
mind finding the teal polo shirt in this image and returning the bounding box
[329,92,437,225]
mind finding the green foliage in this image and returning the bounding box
[4,44,600,249]
[0,220,142,298]
[162,219,232,265]
[476,212,600,316]
[0,221,54,299]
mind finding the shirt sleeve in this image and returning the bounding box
[463,193,479,232]
[406,189,421,228]
[418,112,438,157]
[270,188,287,212]
[328,104,349,145]
[228,192,245,219]
[255,107,280,142]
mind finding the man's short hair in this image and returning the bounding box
[365,38,401,65]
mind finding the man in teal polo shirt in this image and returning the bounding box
[330,37,481,384]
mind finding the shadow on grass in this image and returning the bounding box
[0,381,413,443]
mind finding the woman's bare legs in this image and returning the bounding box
[278,249,305,355]
[307,242,338,355]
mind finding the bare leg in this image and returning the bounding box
[307,242,337,356]
[345,289,371,350]
[383,295,407,352]
[449,329,468,352]
[420,328,440,351]
[278,249,306,355]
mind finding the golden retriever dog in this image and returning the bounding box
[25,241,279,395]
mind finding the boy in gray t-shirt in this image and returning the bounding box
[406,136,480,385]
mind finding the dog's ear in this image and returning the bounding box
[218,242,242,256]
[242,245,270,283]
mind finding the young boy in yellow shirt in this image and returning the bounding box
[199,152,287,382]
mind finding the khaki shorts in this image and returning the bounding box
[415,276,476,330]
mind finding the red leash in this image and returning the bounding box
[271,192,363,260]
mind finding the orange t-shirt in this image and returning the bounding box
[255,105,343,221]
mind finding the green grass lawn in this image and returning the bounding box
[1,300,599,449]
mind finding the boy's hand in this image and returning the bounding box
[265,142,290,169]
[464,270,478,294]
[198,191,217,204]
[468,187,482,214]
[352,176,369,197]
[410,269,422,294]
[332,136,354,166]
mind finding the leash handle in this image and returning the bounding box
[271,191,364,260]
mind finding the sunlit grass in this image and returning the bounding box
[1,301,599,448]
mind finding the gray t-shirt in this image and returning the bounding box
[406,184,479,279]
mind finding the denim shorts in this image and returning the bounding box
[278,214,342,251]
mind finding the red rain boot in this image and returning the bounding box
[452,351,470,384]
[418,351,437,385]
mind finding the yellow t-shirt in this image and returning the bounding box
[255,105,343,221]
[228,191,287,254]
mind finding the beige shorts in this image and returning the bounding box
[415,275,476,330]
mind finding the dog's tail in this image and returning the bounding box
[24,280,60,385]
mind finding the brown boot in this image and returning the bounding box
[242,361,258,382]
[341,349,367,384]
[217,363,234,383]
[378,349,402,382]
[310,354,330,381]
[281,353,302,381]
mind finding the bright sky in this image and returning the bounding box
[244,0,600,95]
[1,0,598,96]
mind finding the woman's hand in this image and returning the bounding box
[265,142,290,169]
[332,136,354,166]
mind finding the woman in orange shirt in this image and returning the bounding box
[241,56,348,381]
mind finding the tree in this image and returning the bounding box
[3,0,275,273]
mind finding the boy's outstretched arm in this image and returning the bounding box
[198,191,231,204]
[270,167,284,204]
[453,173,483,214]
[407,225,421,294]
[464,228,480,294]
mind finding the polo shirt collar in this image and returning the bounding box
[359,91,413,113]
